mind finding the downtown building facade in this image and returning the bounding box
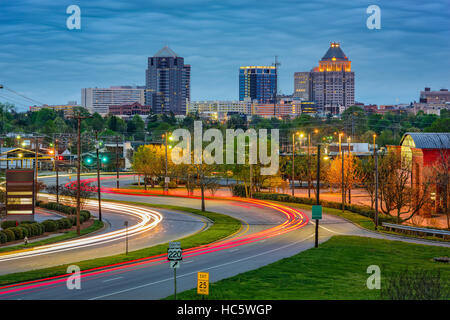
[145,46,191,115]
[81,86,145,115]
[294,42,355,115]
[239,66,277,104]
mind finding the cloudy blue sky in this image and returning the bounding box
[0,0,448,110]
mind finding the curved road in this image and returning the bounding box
[0,175,448,300]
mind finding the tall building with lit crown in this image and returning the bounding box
[145,46,191,114]
[239,66,277,104]
[294,42,355,115]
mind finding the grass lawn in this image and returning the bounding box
[269,201,449,242]
[0,201,241,286]
[167,235,450,300]
[0,220,104,254]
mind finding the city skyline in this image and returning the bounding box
[0,0,449,111]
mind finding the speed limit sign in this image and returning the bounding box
[197,272,209,295]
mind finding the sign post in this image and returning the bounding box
[197,272,209,298]
[168,242,182,300]
[312,205,322,248]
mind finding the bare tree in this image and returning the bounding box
[378,152,431,224]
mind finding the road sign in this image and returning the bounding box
[197,272,209,295]
[312,205,322,220]
[165,176,170,183]
[168,242,182,261]
[170,261,180,269]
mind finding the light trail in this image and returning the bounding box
[0,199,163,262]
[0,176,309,297]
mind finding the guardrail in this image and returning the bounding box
[382,222,450,240]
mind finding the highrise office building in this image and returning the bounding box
[294,42,355,114]
[239,66,277,104]
[81,86,145,115]
[145,46,191,114]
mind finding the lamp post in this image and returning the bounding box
[315,144,321,248]
[341,146,345,213]
[55,138,59,204]
[291,131,300,196]
[307,129,319,198]
[163,132,169,192]
[347,137,351,204]
[95,131,102,222]
[373,134,376,157]
[116,135,120,189]
[374,146,379,229]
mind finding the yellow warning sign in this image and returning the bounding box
[197,272,209,295]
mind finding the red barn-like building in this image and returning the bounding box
[398,132,450,217]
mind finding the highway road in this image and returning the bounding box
[0,174,448,300]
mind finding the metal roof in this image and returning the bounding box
[154,46,178,58]
[401,132,450,149]
[321,43,348,61]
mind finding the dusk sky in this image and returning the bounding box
[0,0,448,111]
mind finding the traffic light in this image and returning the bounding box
[84,157,93,165]
[59,156,64,160]
[101,155,109,164]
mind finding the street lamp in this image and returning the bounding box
[163,132,169,192]
[372,134,377,157]
[338,132,344,154]
[291,131,301,196]
[307,129,319,198]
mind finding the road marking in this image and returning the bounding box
[89,233,315,300]
[229,249,239,252]
[102,277,123,283]
[184,260,194,264]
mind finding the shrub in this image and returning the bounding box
[1,220,18,229]
[42,220,57,233]
[60,218,72,229]
[3,229,15,242]
[10,227,24,240]
[0,231,7,244]
[68,216,77,226]
[19,220,35,225]
[230,184,249,197]
[80,210,90,220]
[20,224,33,236]
[36,223,45,235]
[20,226,29,238]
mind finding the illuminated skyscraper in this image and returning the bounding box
[294,42,355,114]
[145,46,191,114]
[239,66,277,104]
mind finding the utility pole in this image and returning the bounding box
[96,131,102,222]
[71,113,90,236]
[116,135,120,189]
[34,136,39,206]
[291,132,295,196]
[76,117,82,235]
[315,144,321,248]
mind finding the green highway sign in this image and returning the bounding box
[312,205,322,220]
